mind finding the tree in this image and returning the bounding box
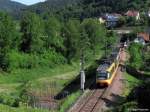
[0,12,18,71]
[44,16,64,52]
[81,18,106,55]
[118,16,126,27]
[129,43,143,69]
[62,19,80,63]
[20,12,45,54]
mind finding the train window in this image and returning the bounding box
[97,72,107,79]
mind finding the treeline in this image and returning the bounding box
[26,0,150,20]
[0,11,116,71]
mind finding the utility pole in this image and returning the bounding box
[80,49,85,92]
[105,37,107,58]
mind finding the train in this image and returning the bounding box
[96,48,121,87]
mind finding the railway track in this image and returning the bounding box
[69,48,126,112]
[69,68,121,112]
[78,88,106,112]
[69,86,109,112]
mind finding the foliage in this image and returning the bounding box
[128,43,143,70]
[20,12,45,53]
[44,16,64,51]
[137,81,150,109]
[114,101,138,112]
[8,50,66,70]
[59,91,81,112]
[0,9,115,112]
[81,19,106,54]
[118,16,126,27]
[0,12,18,71]
[26,0,150,20]
[62,19,80,63]
[139,44,150,71]
[0,93,20,107]
[0,104,49,112]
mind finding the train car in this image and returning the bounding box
[96,48,121,87]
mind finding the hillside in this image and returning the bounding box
[27,0,150,19]
[28,0,80,14]
[0,0,26,17]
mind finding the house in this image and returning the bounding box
[148,10,150,17]
[99,17,105,24]
[134,33,150,45]
[125,10,140,20]
[138,33,150,42]
[134,37,145,45]
[104,13,121,28]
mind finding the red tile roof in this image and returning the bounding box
[137,33,150,41]
[125,10,139,17]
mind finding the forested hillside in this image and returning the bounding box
[0,0,26,17]
[27,0,150,19]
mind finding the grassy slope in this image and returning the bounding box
[0,63,79,112]
[0,104,49,112]
[0,50,104,111]
[123,72,141,96]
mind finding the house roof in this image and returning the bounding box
[125,10,139,17]
[104,13,120,22]
[137,33,150,41]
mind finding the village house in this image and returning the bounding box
[148,10,150,17]
[99,17,105,24]
[134,33,150,45]
[103,13,121,28]
[125,10,140,20]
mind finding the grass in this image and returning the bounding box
[0,104,50,112]
[0,63,79,84]
[59,91,81,112]
[123,72,141,96]
[0,63,79,92]
[25,70,79,96]
[0,83,21,94]
[0,49,104,112]
[0,63,80,111]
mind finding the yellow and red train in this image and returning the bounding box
[96,48,121,87]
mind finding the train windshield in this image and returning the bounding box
[97,72,108,79]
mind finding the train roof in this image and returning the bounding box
[97,47,120,72]
[97,63,110,72]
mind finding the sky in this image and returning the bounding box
[11,0,46,5]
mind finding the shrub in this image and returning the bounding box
[0,93,20,107]
[59,91,81,112]
[8,50,66,70]
[114,101,138,112]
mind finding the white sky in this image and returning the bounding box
[11,0,46,5]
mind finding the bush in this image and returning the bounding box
[114,101,138,112]
[8,51,37,70]
[8,50,66,70]
[128,43,143,70]
[0,93,20,107]
[39,50,66,67]
[59,91,81,112]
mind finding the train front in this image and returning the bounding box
[96,70,110,87]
